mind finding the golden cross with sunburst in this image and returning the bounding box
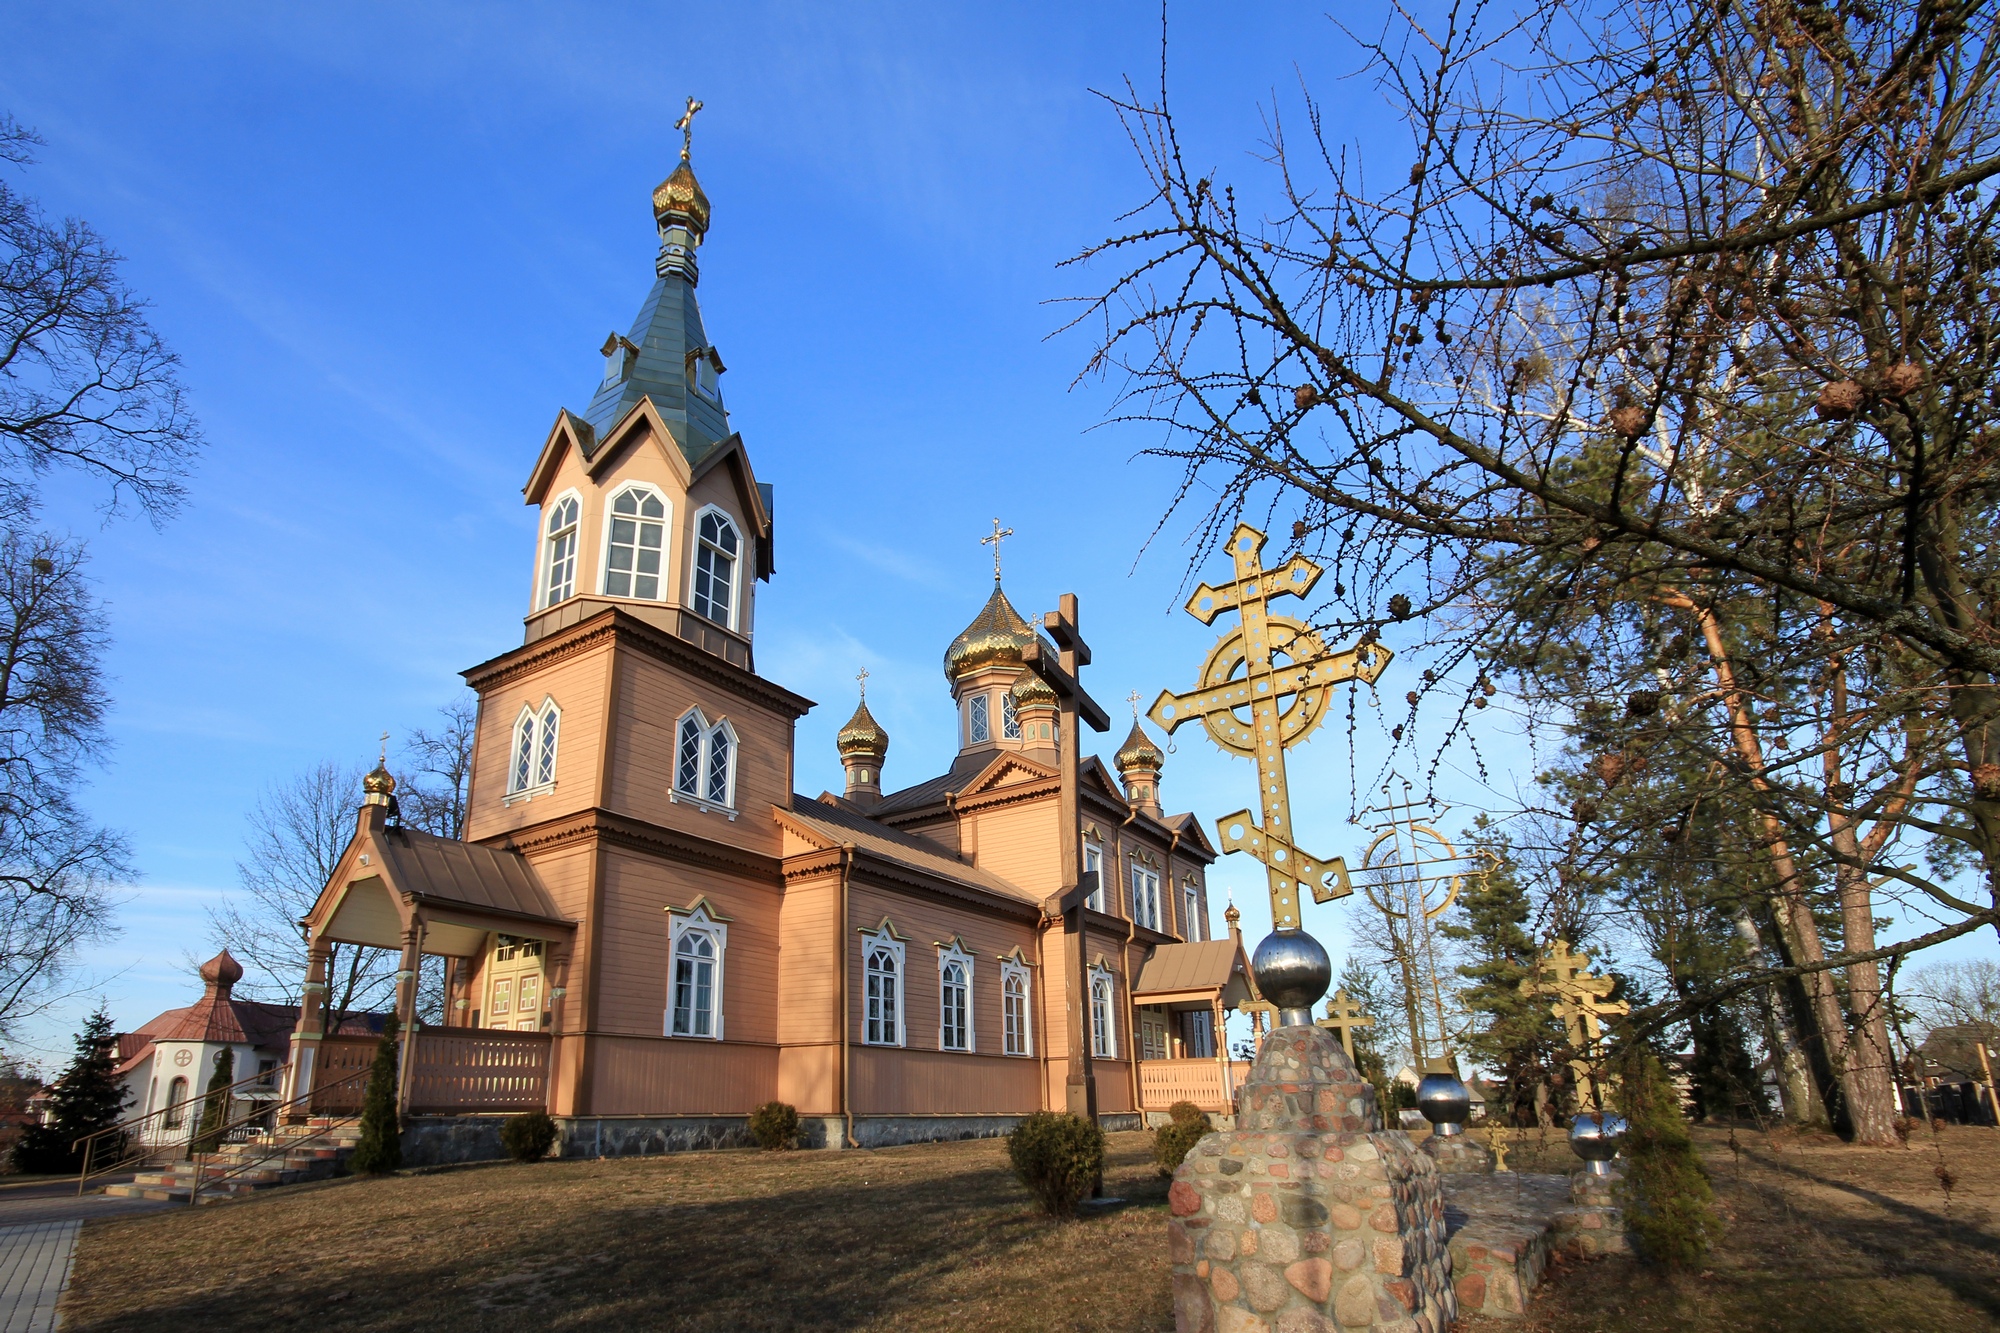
[980,518,1013,582]
[677,96,704,161]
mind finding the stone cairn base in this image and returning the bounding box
[1169,1026,1455,1333]
[1419,1133,1494,1175]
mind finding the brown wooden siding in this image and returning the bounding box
[849,1046,1042,1116]
[586,1033,778,1114]
[465,643,613,842]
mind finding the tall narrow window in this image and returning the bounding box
[705,723,733,805]
[163,1076,189,1128]
[1002,964,1031,1057]
[673,709,738,811]
[1083,837,1105,912]
[1001,691,1021,740]
[676,713,704,796]
[864,933,904,1046]
[604,487,668,600]
[510,700,560,796]
[1090,969,1116,1058]
[1183,883,1202,941]
[940,959,970,1051]
[1130,863,1162,930]
[693,510,739,628]
[543,494,580,607]
[666,905,727,1039]
[968,694,989,744]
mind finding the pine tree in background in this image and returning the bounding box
[191,1047,234,1155]
[9,1006,129,1174]
[347,1014,401,1176]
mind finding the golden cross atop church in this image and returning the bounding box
[286,131,1257,1152]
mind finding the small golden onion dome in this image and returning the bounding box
[363,764,397,796]
[1225,901,1242,927]
[1009,671,1057,709]
[944,583,1044,681]
[837,699,889,759]
[653,161,712,236]
[1115,719,1165,772]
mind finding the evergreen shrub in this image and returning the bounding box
[747,1100,800,1150]
[1166,1100,1208,1126]
[1006,1111,1104,1219]
[192,1047,235,1155]
[501,1110,558,1162]
[1153,1118,1209,1176]
[1613,1046,1722,1266]
[348,1015,403,1176]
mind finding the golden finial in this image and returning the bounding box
[980,518,1013,582]
[676,96,704,162]
[856,667,870,701]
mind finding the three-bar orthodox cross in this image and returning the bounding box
[1519,939,1629,1107]
[1149,524,1394,930]
[677,95,704,161]
[1315,989,1376,1061]
[980,518,1013,582]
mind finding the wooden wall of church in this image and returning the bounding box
[587,1033,779,1115]
[850,1046,1041,1116]
[465,641,613,843]
[960,801,1062,901]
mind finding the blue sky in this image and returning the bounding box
[0,3,1985,1067]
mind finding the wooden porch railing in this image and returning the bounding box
[309,1035,380,1115]
[1138,1059,1255,1114]
[405,1029,551,1114]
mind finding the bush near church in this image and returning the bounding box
[1007,1111,1104,1219]
[1613,1046,1722,1266]
[1153,1118,1210,1176]
[348,1015,402,1176]
[502,1110,558,1162]
[1166,1100,1209,1126]
[748,1100,800,1151]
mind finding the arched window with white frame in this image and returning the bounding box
[1083,834,1105,911]
[672,708,737,814]
[938,941,974,1052]
[1090,966,1117,1058]
[862,925,905,1047]
[541,492,581,608]
[965,693,989,745]
[1130,860,1162,931]
[1001,959,1032,1057]
[602,485,669,601]
[509,699,560,797]
[691,508,740,629]
[1001,691,1021,740]
[666,904,728,1040]
[1183,880,1203,941]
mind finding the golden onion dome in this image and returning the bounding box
[1009,671,1057,709]
[837,698,889,758]
[653,160,712,236]
[1115,719,1165,772]
[944,582,1046,681]
[362,764,397,796]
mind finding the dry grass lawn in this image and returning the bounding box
[59,1125,2000,1332]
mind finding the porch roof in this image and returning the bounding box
[1133,938,1253,1008]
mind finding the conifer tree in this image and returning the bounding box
[191,1047,233,1155]
[1613,1045,1722,1267]
[10,1005,128,1173]
[347,1014,401,1176]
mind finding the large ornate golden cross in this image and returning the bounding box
[1149,523,1394,929]
[1519,938,1629,1106]
[1315,988,1376,1060]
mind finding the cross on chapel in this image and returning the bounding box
[980,518,1013,582]
[676,96,703,161]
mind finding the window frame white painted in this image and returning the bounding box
[666,904,728,1040]
[539,490,583,609]
[861,926,906,1048]
[1129,861,1162,931]
[1083,835,1105,912]
[1001,959,1032,1057]
[669,707,738,818]
[966,693,989,744]
[689,504,742,632]
[598,482,671,603]
[1183,881,1203,941]
[506,697,561,802]
[1001,690,1020,740]
[937,941,975,1053]
[1089,965,1117,1059]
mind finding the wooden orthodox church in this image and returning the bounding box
[284,135,1254,1152]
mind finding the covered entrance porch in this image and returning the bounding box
[1130,936,1254,1116]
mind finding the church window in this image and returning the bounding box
[603,486,668,600]
[672,709,738,813]
[938,943,974,1052]
[1002,962,1031,1057]
[692,509,739,629]
[863,929,905,1046]
[967,694,989,744]
[1090,967,1117,1058]
[1083,836,1105,912]
[667,904,728,1040]
[1002,691,1021,740]
[1184,882,1202,941]
[542,493,580,608]
[509,700,560,797]
[1130,863,1162,931]
[163,1076,189,1128]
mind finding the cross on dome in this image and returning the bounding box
[980,518,1013,583]
[856,667,870,700]
[677,95,704,162]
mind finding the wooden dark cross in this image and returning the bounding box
[1025,593,1109,1119]
[1315,988,1376,1061]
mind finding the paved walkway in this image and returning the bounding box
[0,1183,174,1331]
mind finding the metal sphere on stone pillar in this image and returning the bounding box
[1416,1069,1473,1137]
[1251,928,1332,1028]
[1569,1111,1628,1175]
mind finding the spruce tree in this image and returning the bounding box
[1613,1045,1722,1266]
[347,1014,402,1175]
[10,1006,129,1174]
[191,1047,234,1155]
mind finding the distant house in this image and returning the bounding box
[1911,1024,1999,1125]
[114,950,383,1143]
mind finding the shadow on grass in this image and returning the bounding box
[66,1155,1175,1333]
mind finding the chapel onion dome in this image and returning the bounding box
[944,582,1049,682]
[836,698,890,761]
[652,160,712,238]
[1115,719,1165,772]
[199,949,244,996]
[1009,671,1057,709]
[363,764,396,796]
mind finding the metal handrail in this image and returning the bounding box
[186,1066,374,1206]
[73,1065,288,1194]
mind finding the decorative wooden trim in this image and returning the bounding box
[494,807,782,882]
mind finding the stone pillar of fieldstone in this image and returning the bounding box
[1168,1024,1456,1333]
